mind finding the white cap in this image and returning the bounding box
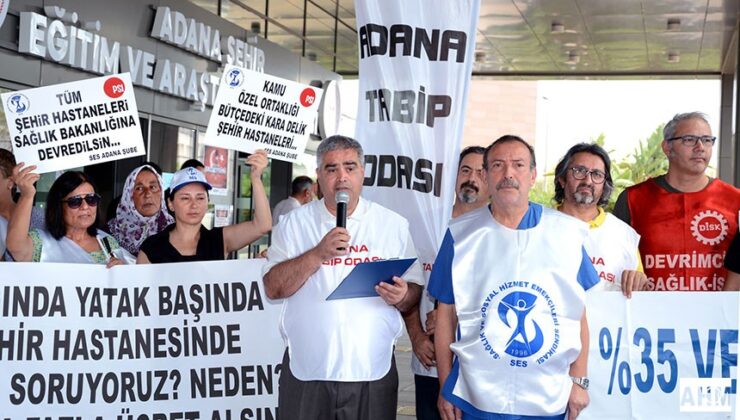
[170,167,212,194]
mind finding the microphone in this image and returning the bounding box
[335,191,349,228]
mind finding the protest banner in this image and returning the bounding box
[204,65,323,163]
[583,292,739,419]
[353,0,480,379]
[0,259,284,419]
[1,73,145,173]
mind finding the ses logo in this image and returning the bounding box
[479,284,560,368]
[226,68,244,88]
[6,93,30,114]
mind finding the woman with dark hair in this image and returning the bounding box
[7,164,132,265]
[137,150,271,263]
[107,164,174,255]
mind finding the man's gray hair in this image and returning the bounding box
[663,112,710,141]
[316,135,365,167]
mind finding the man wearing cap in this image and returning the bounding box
[614,112,740,291]
[137,150,271,263]
[262,135,423,420]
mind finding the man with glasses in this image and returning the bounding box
[554,143,646,297]
[614,112,740,291]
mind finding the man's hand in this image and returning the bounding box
[410,333,435,369]
[620,270,648,298]
[567,383,589,419]
[376,276,408,306]
[438,394,461,420]
[314,227,350,261]
[425,309,437,335]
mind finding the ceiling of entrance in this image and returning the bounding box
[197,0,739,76]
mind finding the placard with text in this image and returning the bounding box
[1,73,144,173]
[205,65,323,163]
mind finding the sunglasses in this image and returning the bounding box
[63,193,102,209]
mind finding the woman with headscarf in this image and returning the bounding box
[107,164,174,255]
[7,164,131,265]
[137,150,271,263]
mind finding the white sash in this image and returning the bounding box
[37,229,132,264]
[586,213,640,292]
[449,206,588,416]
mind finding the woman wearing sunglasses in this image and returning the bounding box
[7,164,132,266]
[137,150,271,264]
[107,164,174,256]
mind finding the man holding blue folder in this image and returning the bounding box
[262,135,423,420]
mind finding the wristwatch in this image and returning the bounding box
[571,376,589,390]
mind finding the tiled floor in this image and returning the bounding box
[395,331,418,420]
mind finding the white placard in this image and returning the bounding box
[0,259,284,418]
[583,292,739,419]
[205,65,323,163]
[1,73,145,173]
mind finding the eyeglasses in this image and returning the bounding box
[570,166,606,184]
[63,193,101,209]
[667,135,716,147]
[133,184,161,194]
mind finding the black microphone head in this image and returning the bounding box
[335,191,350,205]
[335,191,349,228]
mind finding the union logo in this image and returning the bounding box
[497,291,544,357]
[690,210,728,246]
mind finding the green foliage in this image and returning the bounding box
[529,124,669,211]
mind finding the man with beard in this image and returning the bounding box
[453,146,489,218]
[554,143,646,296]
[431,135,598,420]
[614,112,740,291]
[406,146,489,420]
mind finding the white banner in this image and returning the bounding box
[1,73,145,173]
[584,292,739,419]
[205,65,323,163]
[353,1,480,269]
[0,259,284,418]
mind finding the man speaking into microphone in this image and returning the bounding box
[262,135,423,420]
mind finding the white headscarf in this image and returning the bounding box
[107,165,174,255]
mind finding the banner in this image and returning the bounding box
[1,73,145,173]
[205,65,323,163]
[0,259,284,418]
[583,292,739,419]
[353,0,480,378]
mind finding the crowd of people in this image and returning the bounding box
[0,150,272,265]
[1,110,739,420]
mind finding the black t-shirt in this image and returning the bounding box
[725,234,740,274]
[140,224,225,263]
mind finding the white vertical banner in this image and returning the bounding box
[354,1,480,270]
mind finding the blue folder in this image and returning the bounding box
[326,257,417,300]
